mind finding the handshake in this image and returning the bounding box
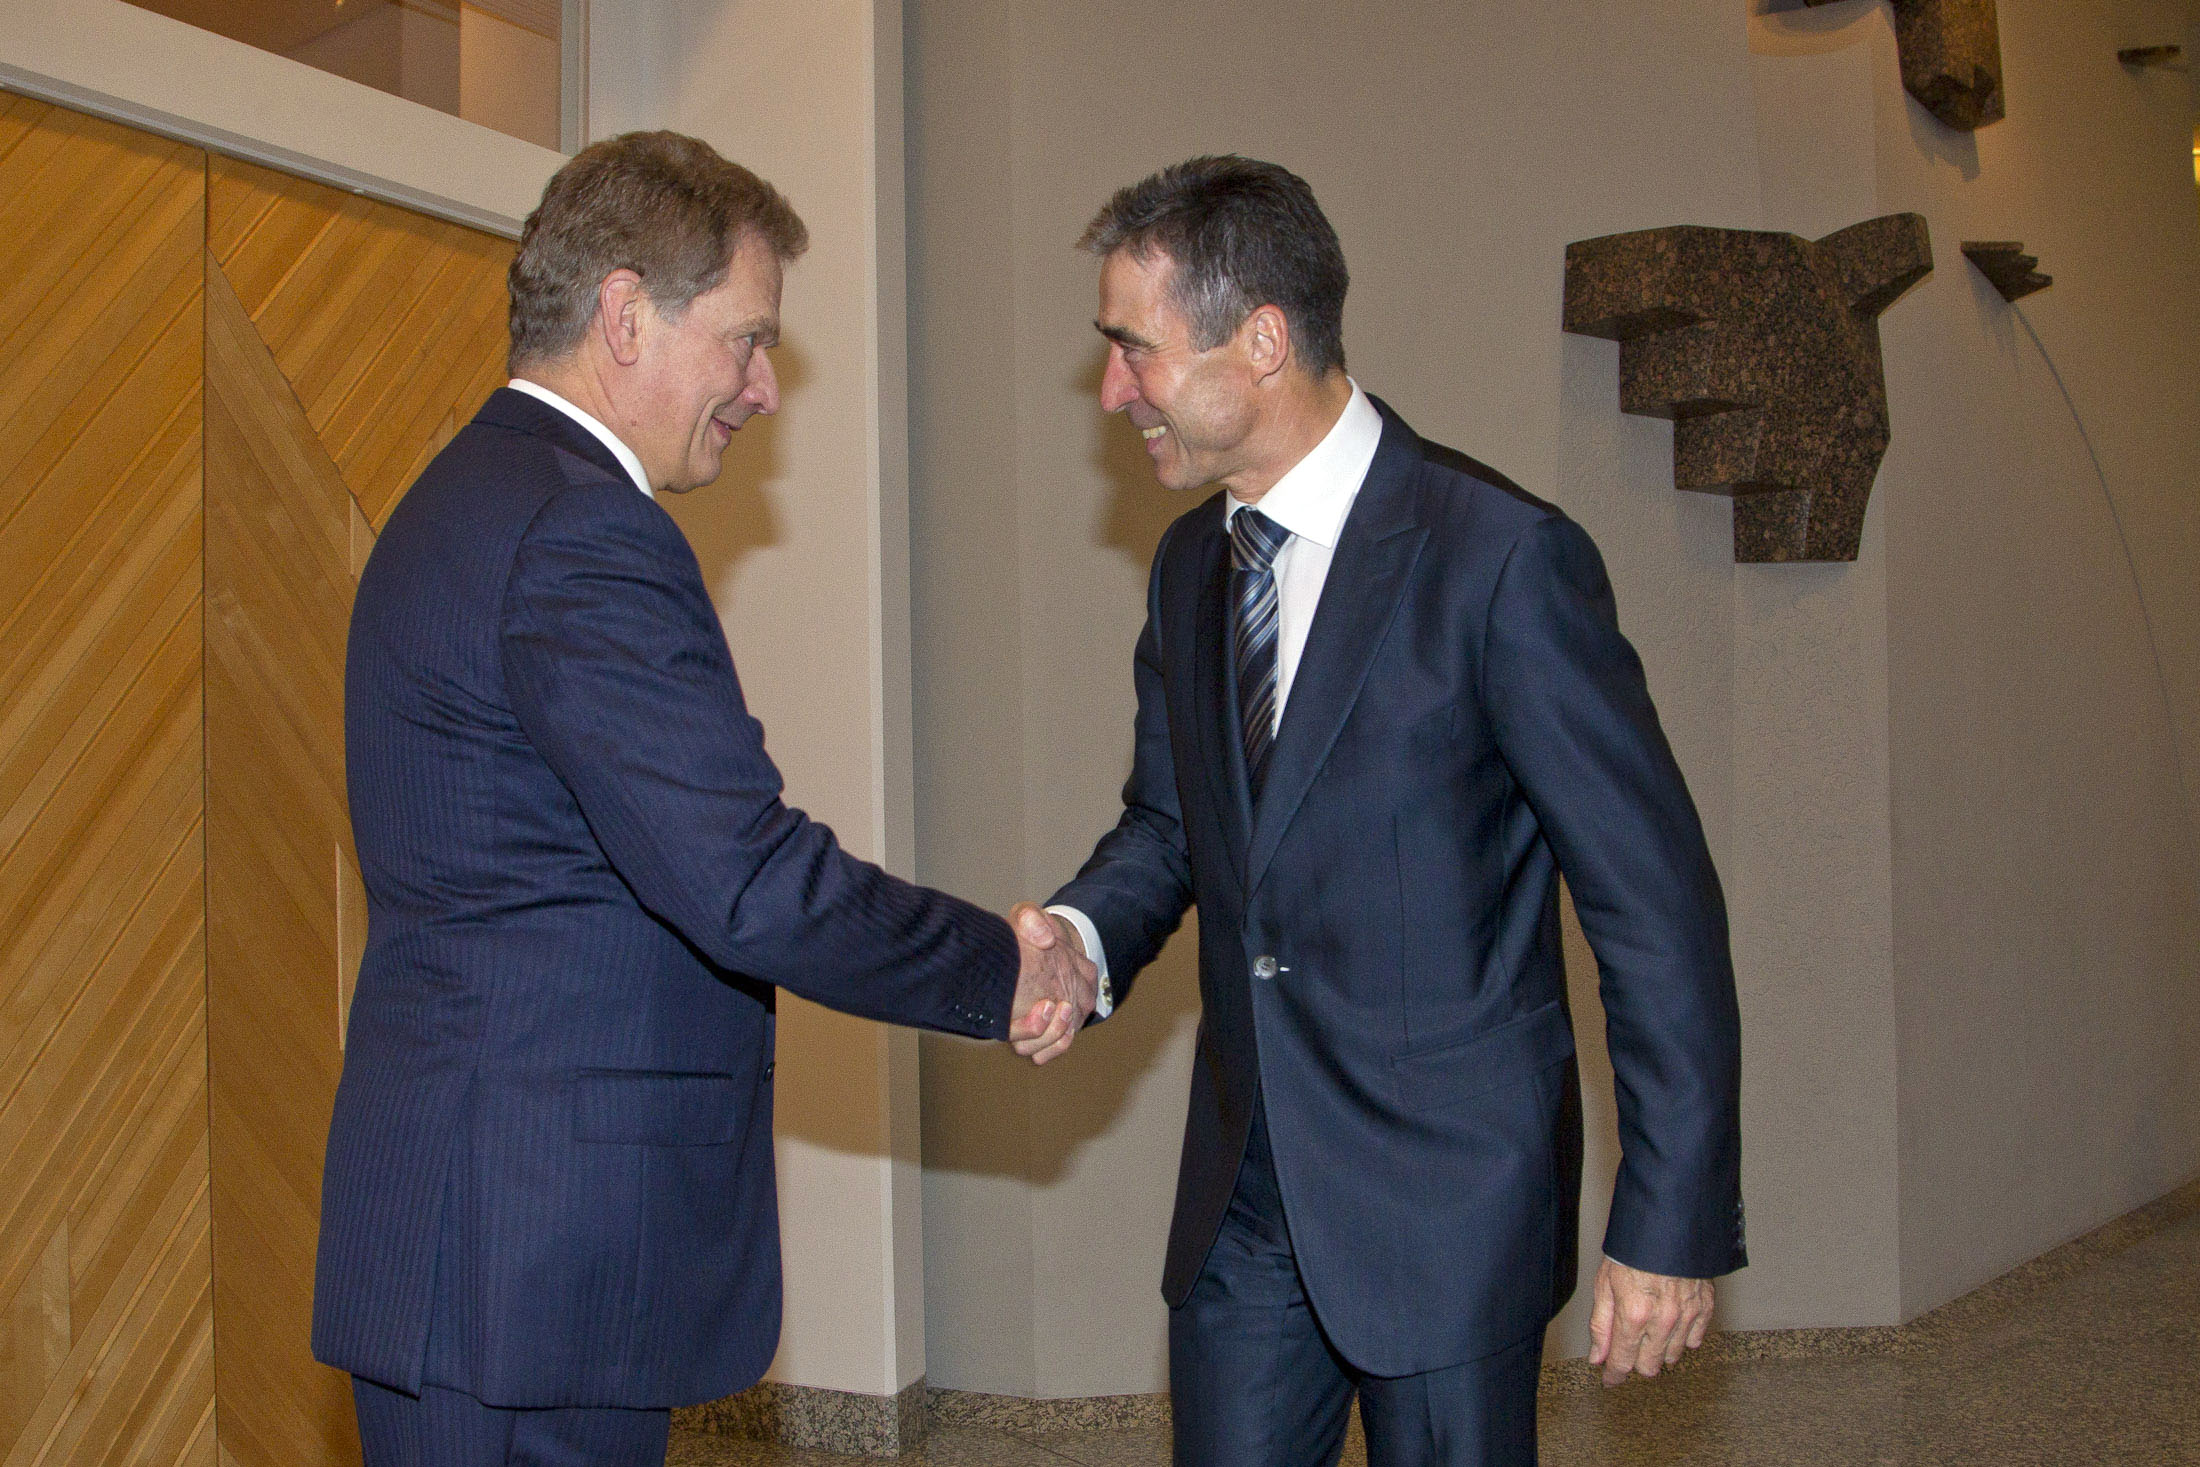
[1003,902,1099,1065]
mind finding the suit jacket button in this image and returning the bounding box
[1252,956,1279,980]
[763,1063,775,1081]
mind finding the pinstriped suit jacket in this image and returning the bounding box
[1053,399,1744,1377]
[313,389,1016,1408]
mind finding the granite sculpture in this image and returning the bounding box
[1564,215,1934,563]
[1961,241,2051,302]
[1804,0,2005,130]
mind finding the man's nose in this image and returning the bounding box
[746,348,780,415]
[1098,348,1137,413]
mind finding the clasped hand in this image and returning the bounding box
[1004,902,1097,1064]
[1587,1256,1715,1386]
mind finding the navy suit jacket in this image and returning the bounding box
[313,389,1017,1408]
[1052,399,1745,1377]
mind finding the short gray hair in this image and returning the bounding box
[1079,155,1348,375]
[508,131,807,371]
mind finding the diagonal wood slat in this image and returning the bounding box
[0,99,210,1467]
[208,156,514,530]
[4,98,515,1467]
[203,258,362,1467]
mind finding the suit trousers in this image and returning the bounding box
[1168,1101,1541,1467]
[351,1377,669,1467]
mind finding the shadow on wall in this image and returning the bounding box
[1036,930,1203,1187]
[1753,0,1879,24]
[659,338,814,591]
[1077,348,1203,573]
[1965,263,2200,848]
[925,355,1210,1188]
[1904,89,1983,180]
[1755,0,1985,177]
[925,934,1203,1188]
[654,337,887,1167]
[1020,353,1210,1185]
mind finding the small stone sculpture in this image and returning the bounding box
[1960,242,2051,302]
[1804,0,2005,130]
[1564,215,1934,563]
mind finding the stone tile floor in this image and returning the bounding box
[670,1207,2200,1465]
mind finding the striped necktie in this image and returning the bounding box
[1230,507,1290,796]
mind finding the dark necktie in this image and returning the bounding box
[1230,507,1290,796]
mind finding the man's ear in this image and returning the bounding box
[1244,303,1292,383]
[596,269,647,367]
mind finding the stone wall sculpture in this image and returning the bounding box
[1961,241,2051,302]
[1564,215,1934,563]
[1804,0,2005,130]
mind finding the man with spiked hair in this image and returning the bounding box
[1028,156,1745,1466]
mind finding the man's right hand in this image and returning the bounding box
[1005,902,1096,1065]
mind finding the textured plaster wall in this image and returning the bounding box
[592,0,929,1397]
[1864,0,2200,1318]
[910,0,2200,1396]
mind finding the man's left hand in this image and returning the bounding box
[1586,1257,1714,1386]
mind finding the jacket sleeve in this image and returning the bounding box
[1047,523,1196,1009]
[1482,513,1746,1280]
[499,481,1017,1039]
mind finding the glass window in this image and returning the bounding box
[126,1,573,152]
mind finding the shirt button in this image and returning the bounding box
[1252,956,1279,980]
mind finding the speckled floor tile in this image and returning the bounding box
[1541,1210,2200,1466]
[671,1208,2200,1465]
[1019,1414,1370,1467]
[668,1423,1077,1466]
[1016,1424,1171,1467]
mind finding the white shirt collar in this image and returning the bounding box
[1223,381,1382,547]
[506,378,655,500]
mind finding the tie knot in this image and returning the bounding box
[1231,507,1288,574]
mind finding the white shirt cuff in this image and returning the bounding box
[1045,905,1113,1018]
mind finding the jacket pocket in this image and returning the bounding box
[572,1069,747,1146]
[1392,999,1575,1114]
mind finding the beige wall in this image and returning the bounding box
[1873,0,2200,1316]
[591,0,930,1398]
[910,0,2200,1394]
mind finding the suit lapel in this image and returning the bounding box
[1183,506,1254,888]
[1244,409,1429,898]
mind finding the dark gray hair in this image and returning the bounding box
[1079,155,1348,375]
[508,131,808,371]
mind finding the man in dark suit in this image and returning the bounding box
[1030,157,1745,1466]
[314,132,1093,1467]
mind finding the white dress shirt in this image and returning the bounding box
[507,377,655,500]
[1054,382,1384,1015]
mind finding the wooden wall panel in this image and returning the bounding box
[2,97,513,1467]
[201,126,509,1467]
[202,262,361,1467]
[0,99,213,1467]
[206,156,515,530]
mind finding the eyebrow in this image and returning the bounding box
[1096,321,1157,351]
[731,315,780,348]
